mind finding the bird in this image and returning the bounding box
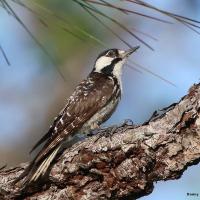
[14,46,140,186]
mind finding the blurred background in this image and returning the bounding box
[0,0,200,199]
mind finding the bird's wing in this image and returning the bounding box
[16,73,117,185]
[34,73,116,163]
[30,73,115,154]
[29,112,63,154]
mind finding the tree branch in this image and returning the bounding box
[1,83,200,200]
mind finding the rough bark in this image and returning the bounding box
[1,83,200,200]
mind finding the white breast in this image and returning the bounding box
[112,59,126,92]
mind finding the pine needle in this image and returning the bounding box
[0,44,10,66]
[127,61,176,87]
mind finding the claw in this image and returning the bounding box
[93,119,135,143]
[122,119,134,126]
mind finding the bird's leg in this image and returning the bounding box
[94,119,136,142]
[86,123,100,137]
[100,119,134,132]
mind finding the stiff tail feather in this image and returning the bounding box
[13,145,61,186]
[29,145,60,183]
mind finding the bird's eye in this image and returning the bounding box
[106,51,115,57]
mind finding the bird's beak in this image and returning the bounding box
[120,46,140,58]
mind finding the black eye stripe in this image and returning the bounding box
[107,49,119,57]
[114,49,119,57]
[101,57,122,75]
[106,50,117,57]
[96,49,118,60]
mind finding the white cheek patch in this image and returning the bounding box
[94,56,113,72]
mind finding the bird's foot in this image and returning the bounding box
[93,119,136,142]
[86,129,99,137]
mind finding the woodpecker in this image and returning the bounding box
[15,46,140,186]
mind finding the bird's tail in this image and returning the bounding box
[14,144,61,186]
[28,145,61,183]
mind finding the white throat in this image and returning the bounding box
[112,59,126,92]
[112,59,126,80]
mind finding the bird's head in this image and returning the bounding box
[93,46,140,78]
